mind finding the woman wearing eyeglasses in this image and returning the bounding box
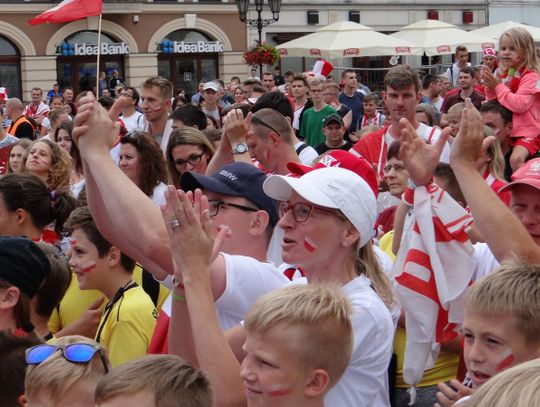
[119,131,168,206]
[25,335,110,407]
[165,128,215,189]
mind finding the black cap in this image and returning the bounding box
[181,162,278,226]
[0,237,51,298]
[322,113,344,127]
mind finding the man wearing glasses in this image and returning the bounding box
[119,87,145,132]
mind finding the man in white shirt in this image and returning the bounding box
[23,87,49,127]
[119,86,145,132]
[445,45,471,88]
[140,76,173,151]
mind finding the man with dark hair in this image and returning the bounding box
[119,86,144,132]
[445,45,471,87]
[441,66,484,115]
[262,72,276,92]
[350,65,450,176]
[420,74,443,111]
[479,100,514,181]
[339,69,365,133]
[290,74,312,136]
[170,104,208,131]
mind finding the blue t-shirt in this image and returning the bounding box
[339,91,364,132]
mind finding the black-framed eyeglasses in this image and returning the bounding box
[383,163,407,174]
[208,200,258,217]
[174,152,205,169]
[252,115,282,138]
[279,201,346,223]
[120,92,133,98]
[26,343,109,374]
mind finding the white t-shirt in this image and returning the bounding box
[151,182,168,207]
[325,275,394,407]
[215,253,291,330]
[294,141,319,165]
[472,242,500,281]
[383,122,450,164]
[121,111,145,133]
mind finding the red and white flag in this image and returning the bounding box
[394,184,476,390]
[28,0,102,26]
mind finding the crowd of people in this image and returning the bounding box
[0,26,539,407]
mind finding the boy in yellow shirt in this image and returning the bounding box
[65,206,157,367]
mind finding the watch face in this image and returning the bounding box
[234,143,248,154]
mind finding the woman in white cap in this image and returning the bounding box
[263,166,396,407]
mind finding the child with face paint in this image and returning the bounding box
[241,284,353,407]
[65,206,157,367]
[435,259,540,406]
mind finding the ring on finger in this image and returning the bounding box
[170,218,180,229]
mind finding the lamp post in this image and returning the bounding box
[235,0,282,77]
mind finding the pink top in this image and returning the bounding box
[486,71,540,138]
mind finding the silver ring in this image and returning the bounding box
[170,218,180,229]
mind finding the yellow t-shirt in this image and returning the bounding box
[378,230,396,261]
[48,265,169,334]
[95,284,157,367]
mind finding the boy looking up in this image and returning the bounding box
[436,259,540,406]
[66,206,157,367]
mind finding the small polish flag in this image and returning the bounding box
[495,348,514,371]
[28,0,103,26]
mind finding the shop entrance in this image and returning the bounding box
[157,29,219,98]
[56,31,126,94]
[0,35,21,99]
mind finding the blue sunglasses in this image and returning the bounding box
[26,343,109,373]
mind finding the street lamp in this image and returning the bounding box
[235,0,282,77]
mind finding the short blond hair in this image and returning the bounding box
[95,354,212,407]
[244,284,353,387]
[465,259,540,343]
[463,358,540,407]
[25,335,109,404]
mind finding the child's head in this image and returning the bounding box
[65,207,135,291]
[0,237,51,333]
[499,28,540,73]
[447,102,464,137]
[94,354,212,407]
[462,358,540,407]
[242,284,352,405]
[362,93,379,116]
[0,331,42,407]
[25,335,110,407]
[463,259,540,388]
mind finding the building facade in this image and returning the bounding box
[0,0,248,101]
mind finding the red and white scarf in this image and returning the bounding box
[394,184,476,395]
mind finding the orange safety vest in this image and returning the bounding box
[7,115,35,137]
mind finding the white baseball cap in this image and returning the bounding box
[263,167,377,247]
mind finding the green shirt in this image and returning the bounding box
[299,105,336,147]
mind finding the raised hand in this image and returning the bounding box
[398,118,450,186]
[161,187,229,284]
[223,109,251,145]
[450,99,495,173]
[72,94,118,153]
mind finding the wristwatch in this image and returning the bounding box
[232,143,249,155]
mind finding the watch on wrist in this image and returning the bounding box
[232,143,249,155]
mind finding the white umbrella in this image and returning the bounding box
[471,21,540,42]
[277,21,423,58]
[390,19,496,56]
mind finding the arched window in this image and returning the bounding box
[158,29,220,99]
[0,35,22,99]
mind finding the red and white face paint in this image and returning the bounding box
[495,348,515,371]
[303,237,317,252]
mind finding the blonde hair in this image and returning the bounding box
[499,28,540,73]
[245,284,353,387]
[25,335,109,404]
[95,354,212,407]
[465,259,540,344]
[463,358,540,407]
[482,125,505,180]
[354,241,396,309]
[8,138,32,173]
[28,139,72,192]
[448,102,465,119]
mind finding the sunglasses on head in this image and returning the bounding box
[26,343,109,373]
